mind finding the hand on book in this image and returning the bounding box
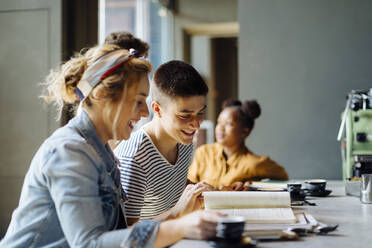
[231,181,251,191]
[172,182,213,217]
[220,181,251,191]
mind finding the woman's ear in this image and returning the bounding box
[151,101,161,118]
[242,127,250,137]
[91,88,109,100]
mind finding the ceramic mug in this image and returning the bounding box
[304,179,327,192]
[215,216,245,242]
[287,182,302,191]
[287,182,304,201]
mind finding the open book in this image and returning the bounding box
[203,191,296,224]
[249,181,288,191]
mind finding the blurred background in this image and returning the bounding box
[0,0,371,236]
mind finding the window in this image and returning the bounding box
[99,0,173,74]
[99,0,173,127]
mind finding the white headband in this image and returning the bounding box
[75,48,138,100]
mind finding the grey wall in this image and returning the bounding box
[238,0,372,179]
[0,0,61,236]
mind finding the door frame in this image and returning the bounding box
[182,22,239,123]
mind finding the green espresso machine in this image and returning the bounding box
[338,89,372,195]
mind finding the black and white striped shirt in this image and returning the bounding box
[114,129,193,219]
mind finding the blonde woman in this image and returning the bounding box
[0,45,222,248]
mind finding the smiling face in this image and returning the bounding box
[215,107,248,147]
[155,95,206,145]
[104,75,150,140]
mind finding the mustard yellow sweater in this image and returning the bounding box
[188,143,288,188]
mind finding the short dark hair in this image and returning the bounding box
[104,31,149,57]
[153,60,208,98]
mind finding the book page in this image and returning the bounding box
[203,191,291,209]
[209,208,296,224]
[250,181,288,190]
[243,212,317,230]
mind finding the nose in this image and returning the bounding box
[140,104,149,118]
[190,116,202,129]
[216,123,224,131]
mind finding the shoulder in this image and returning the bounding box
[114,129,146,158]
[179,143,194,156]
[244,151,288,180]
[37,127,101,180]
[195,143,220,156]
[243,150,264,160]
[242,151,268,164]
[115,129,157,171]
[46,125,96,159]
[244,151,281,168]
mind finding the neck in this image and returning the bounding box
[222,142,246,159]
[84,106,110,145]
[144,118,178,162]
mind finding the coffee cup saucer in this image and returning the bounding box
[208,238,257,248]
[305,189,332,197]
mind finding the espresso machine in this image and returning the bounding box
[337,89,372,185]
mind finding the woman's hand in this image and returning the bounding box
[231,181,244,191]
[231,181,251,191]
[198,181,216,191]
[178,210,225,240]
[154,210,226,248]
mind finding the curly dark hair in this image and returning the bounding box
[222,99,261,130]
[104,31,149,57]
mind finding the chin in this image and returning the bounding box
[217,140,228,146]
[179,135,194,145]
[117,131,131,141]
[180,139,193,145]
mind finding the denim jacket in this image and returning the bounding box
[0,110,159,248]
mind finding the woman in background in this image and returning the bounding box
[0,44,222,248]
[188,99,288,190]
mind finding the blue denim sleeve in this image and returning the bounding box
[43,141,159,248]
[121,220,159,248]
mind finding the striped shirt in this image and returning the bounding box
[114,129,193,219]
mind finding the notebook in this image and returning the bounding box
[203,191,296,224]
